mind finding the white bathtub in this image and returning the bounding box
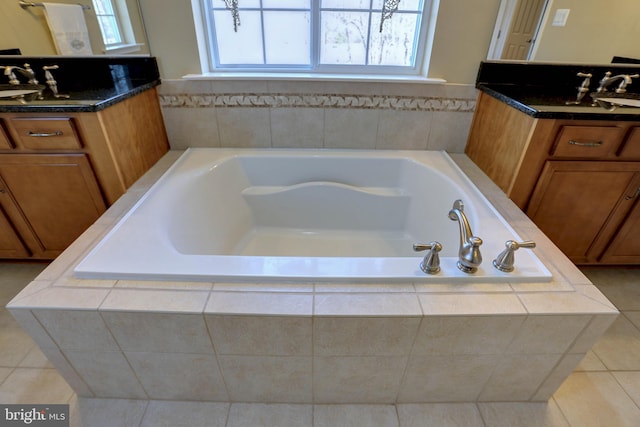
[74,149,551,283]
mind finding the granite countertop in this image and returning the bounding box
[477,61,640,121]
[0,56,161,113]
[0,80,160,113]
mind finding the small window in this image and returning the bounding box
[92,0,124,48]
[198,0,435,76]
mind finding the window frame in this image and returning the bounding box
[192,0,439,79]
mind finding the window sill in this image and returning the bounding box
[103,43,145,55]
[182,72,446,84]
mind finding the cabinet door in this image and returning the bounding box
[0,122,13,150]
[0,154,106,259]
[526,161,640,263]
[600,194,640,264]
[0,199,30,258]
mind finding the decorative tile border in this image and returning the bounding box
[159,93,476,112]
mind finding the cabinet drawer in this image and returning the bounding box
[9,118,82,150]
[552,125,624,158]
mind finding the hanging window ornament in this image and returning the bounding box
[223,0,240,32]
[380,0,401,32]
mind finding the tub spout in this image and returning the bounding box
[448,199,483,273]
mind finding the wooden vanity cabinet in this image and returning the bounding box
[526,161,640,263]
[0,87,169,259]
[466,91,640,265]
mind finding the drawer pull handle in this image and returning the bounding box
[27,131,63,137]
[626,187,640,200]
[568,140,603,147]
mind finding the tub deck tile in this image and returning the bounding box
[100,289,209,313]
[418,293,527,316]
[314,293,422,317]
[206,292,313,316]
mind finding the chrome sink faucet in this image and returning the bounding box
[448,199,483,273]
[0,63,38,85]
[596,71,640,94]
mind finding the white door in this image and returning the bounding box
[501,0,547,60]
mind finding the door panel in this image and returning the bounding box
[502,0,547,60]
[0,154,106,258]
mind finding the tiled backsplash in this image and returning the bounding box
[158,79,478,152]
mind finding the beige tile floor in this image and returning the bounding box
[1,262,639,427]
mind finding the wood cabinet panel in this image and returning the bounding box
[0,122,12,149]
[465,92,537,195]
[601,199,640,263]
[0,154,106,258]
[97,87,169,189]
[618,127,640,159]
[526,161,640,263]
[0,200,29,258]
[9,117,82,150]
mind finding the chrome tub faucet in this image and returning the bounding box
[448,199,483,273]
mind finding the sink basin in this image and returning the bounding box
[596,97,640,108]
[0,84,45,100]
[590,92,640,109]
[0,89,40,98]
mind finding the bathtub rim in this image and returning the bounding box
[71,148,552,284]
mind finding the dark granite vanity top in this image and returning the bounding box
[0,56,161,113]
[477,61,640,121]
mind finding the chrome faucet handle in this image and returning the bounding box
[42,65,69,99]
[566,72,592,105]
[413,241,442,275]
[492,240,536,272]
[43,65,59,86]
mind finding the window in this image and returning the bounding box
[198,0,435,76]
[92,0,142,53]
[92,0,124,48]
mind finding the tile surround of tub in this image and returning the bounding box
[5,262,640,426]
[157,80,477,151]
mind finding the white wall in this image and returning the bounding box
[533,0,640,63]
[139,0,502,83]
